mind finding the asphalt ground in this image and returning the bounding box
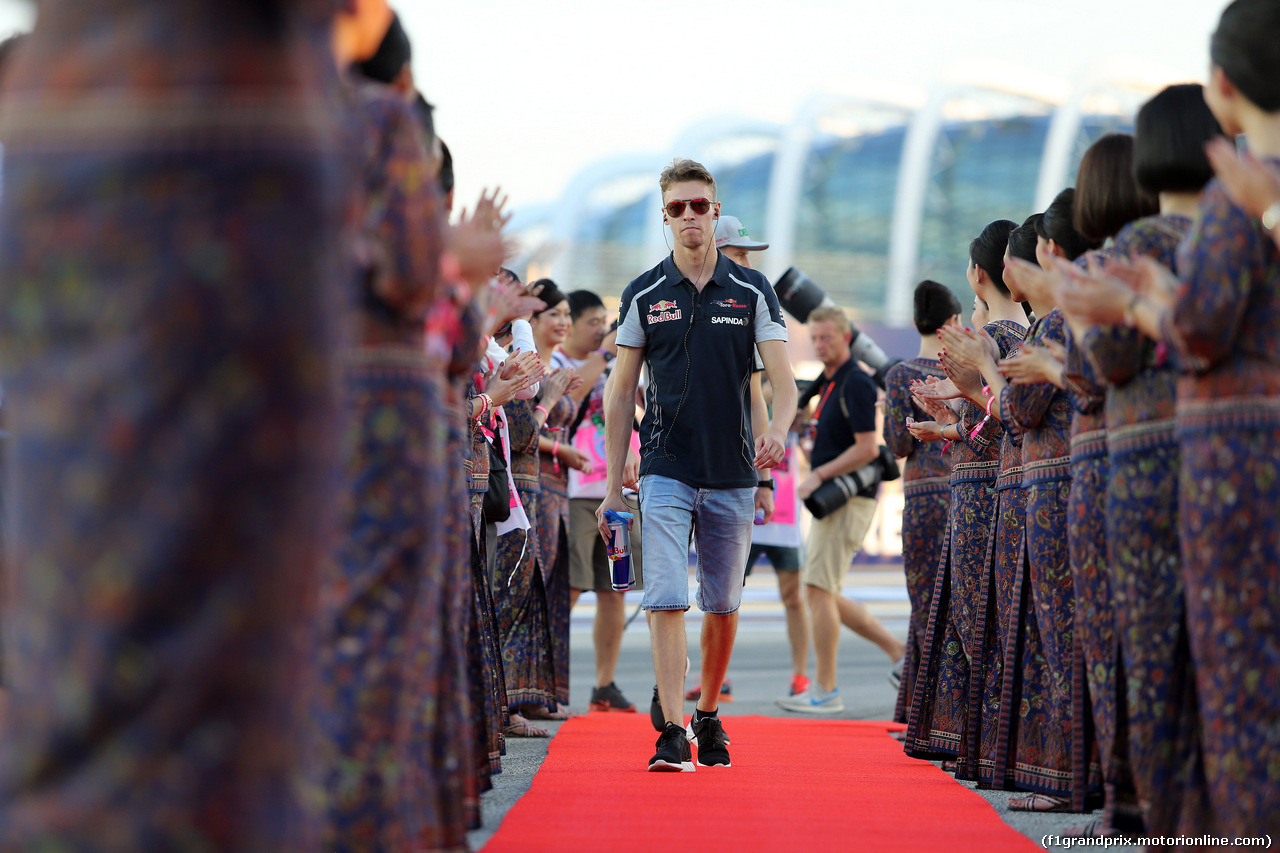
[467,566,1137,852]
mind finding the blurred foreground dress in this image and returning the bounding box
[0,3,351,851]
[311,77,472,851]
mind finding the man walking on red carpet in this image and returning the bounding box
[598,158,797,771]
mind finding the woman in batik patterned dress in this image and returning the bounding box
[530,283,590,717]
[883,281,961,725]
[0,3,349,850]
[1061,86,1221,841]
[904,220,1022,772]
[1164,28,1280,836]
[311,20,472,843]
[935,216,1037,792]
[1059,133,1156,827]
[997,189,1096,812]
[492,287,578,730]
[1070,18,1280,837]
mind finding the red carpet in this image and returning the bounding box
[482,714,1040,852]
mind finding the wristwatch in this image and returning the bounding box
[757,479,775,490]
[1262,200,1280,233]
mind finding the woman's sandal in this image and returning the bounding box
[523,704,577,721]
[941,760,958,773]
[1008,793,1073,813]
[504,713,550,738]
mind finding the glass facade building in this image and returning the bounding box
[517,80,1146,325]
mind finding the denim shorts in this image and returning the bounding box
[638,474,755,614]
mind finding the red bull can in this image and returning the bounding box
[602,509,635,591]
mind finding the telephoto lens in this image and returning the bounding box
[774,267,901,388]
[802,446,901,520]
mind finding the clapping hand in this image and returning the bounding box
[1205,136,1280,223]
[910,375,963,400]
[938,324,998,373]
[537,368,575,410]
[911,385,960,425]
[905,417,947,442]
[486,350,543,406]
[998,342,1065,386]
[450,188,513,286]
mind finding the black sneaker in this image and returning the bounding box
[589,682,636,713]
[649,722,694,772]
[687,715,731,767]
[649,685,664,732]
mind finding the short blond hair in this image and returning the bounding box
[659,158,716,200]
[808,305,851,336]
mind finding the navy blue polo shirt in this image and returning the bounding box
[809,358,879,497]
[616,251,788,489]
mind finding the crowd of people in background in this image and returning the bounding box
[886,0,1280,842]
[0,0,1276,849]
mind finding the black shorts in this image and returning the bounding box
[743,542,802,578]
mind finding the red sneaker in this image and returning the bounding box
[684,681,734,702]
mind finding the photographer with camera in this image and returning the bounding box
[777,307,905,715]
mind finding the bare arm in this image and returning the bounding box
[756,339,797,469]
[750,372,776,522]
[595,344,645,539]
[797,431,878,500]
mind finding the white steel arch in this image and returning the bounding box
[1036,58,1178,209]
[762,89,920,284]
[885,65,1065,326]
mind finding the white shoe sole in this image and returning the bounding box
[775,699,845,715]
[696,759,732,768]
[648,759,695,772]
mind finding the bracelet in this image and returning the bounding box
[757,479,775,490]
[552,437,561,474]
[535,404,549,420]
[1261,200,1280,232]
[1122,293,1141,329]
[985,392,997,419]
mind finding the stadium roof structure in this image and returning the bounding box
[508,58,1185,325]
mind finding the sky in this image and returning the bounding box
[1,0,1227,217]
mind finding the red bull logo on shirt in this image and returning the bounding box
[648,299,682,324]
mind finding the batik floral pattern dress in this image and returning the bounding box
[998,309,1079,803]
[538,393,578,707]
[493,397,557,711]
[0,5,349,850]
[1062,323,1107,813]
[883,357,953,725]
[1162,177,1280,844]
[906,321,1021,765]
[1085,213,1202,836]
[962,321,1028,790]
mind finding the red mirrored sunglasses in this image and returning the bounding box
[663,198,713,217]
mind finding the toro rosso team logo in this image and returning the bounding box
[713,298,747,310]
[648,299,682,324]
